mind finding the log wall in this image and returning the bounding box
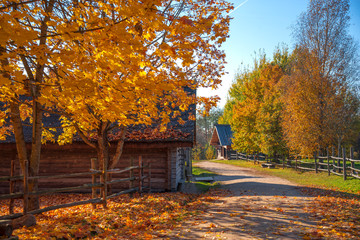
[0,142,191,194]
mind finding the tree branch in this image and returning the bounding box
[109,125,127,169]
[0,0,40,10]
[40,18,129,39]
[74,124,96,149]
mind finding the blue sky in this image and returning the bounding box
[198,0,360,108]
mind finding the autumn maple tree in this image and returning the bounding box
[0,0,232,210]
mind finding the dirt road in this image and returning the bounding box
[168,161,318,240]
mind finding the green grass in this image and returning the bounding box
[213,159,360,194]
[191,166,219,192]
[192,166,217,177]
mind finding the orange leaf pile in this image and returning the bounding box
[0,191,221,239]
[302,187,360,239]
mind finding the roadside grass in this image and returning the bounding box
[192,165,219,192]
[213,159,360,195]
[192,166,217,177]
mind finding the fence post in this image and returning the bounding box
[327,147,330,176]
[282,155,285,169]
[138,156,143,194]
[288,157,292,168]
[338,146,341,173]
[350,147,355,176]
[295,157,297,171]
[148,162,151,193]
[314,152,318,173]
[342,147,346,181]
[331,147,335,171]
[9,160,15,214]
[102,158,108,209]
[91,158,98,209]
[318,150,322,170]
[129,157,134,197]
[23,160,29,215]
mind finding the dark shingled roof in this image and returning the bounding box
[1,88,196,144]
[0,107,195,144]
[212,124,233,146]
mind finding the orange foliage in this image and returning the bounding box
[124,127,191,141]
[281,48,339,155]
[0,191,222,239]
[0,1,233,210]
[301,187,360,239]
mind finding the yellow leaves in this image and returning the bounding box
[208,223,217,228]
[0,0,232,143]
[139,61,146,68]
[57,118,76,145]
[225,57,288,155]
[229,213,241,217]
[19,102,32,121]
[143,31,152,40]
[139,70,147,77]
[276,207,284,213]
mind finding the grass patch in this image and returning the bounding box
[192,166,219,192]
[213,160,360,194]
[192,166,217,177]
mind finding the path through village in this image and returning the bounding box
[168,161,319,240]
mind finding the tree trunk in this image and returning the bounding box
[97,121,110,171]
[108,125,127,194]
[109,125,127,169]
[2,48,28,174]
[9,102,28,170]
[27,0,55,211]
[28,99,42,211]
[97,121,110,196]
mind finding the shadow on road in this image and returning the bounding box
[213,173,360,199]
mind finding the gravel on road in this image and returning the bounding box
[168,161,318,240]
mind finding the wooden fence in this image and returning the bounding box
[0,156,151,220]
[229,151,266,162]
[229,147,360,181]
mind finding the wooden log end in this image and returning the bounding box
[11,214,36,230]
[0,220,13,238]
[4,236,19,240]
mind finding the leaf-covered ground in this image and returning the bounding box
[181,161,360,240]
[1,168,359,239]
[0,190,224,240]
[302,187,360,239]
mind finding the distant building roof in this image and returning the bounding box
[210,124,233,147]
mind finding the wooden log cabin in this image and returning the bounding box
[210,124,234,159]
[0,111,194,194]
